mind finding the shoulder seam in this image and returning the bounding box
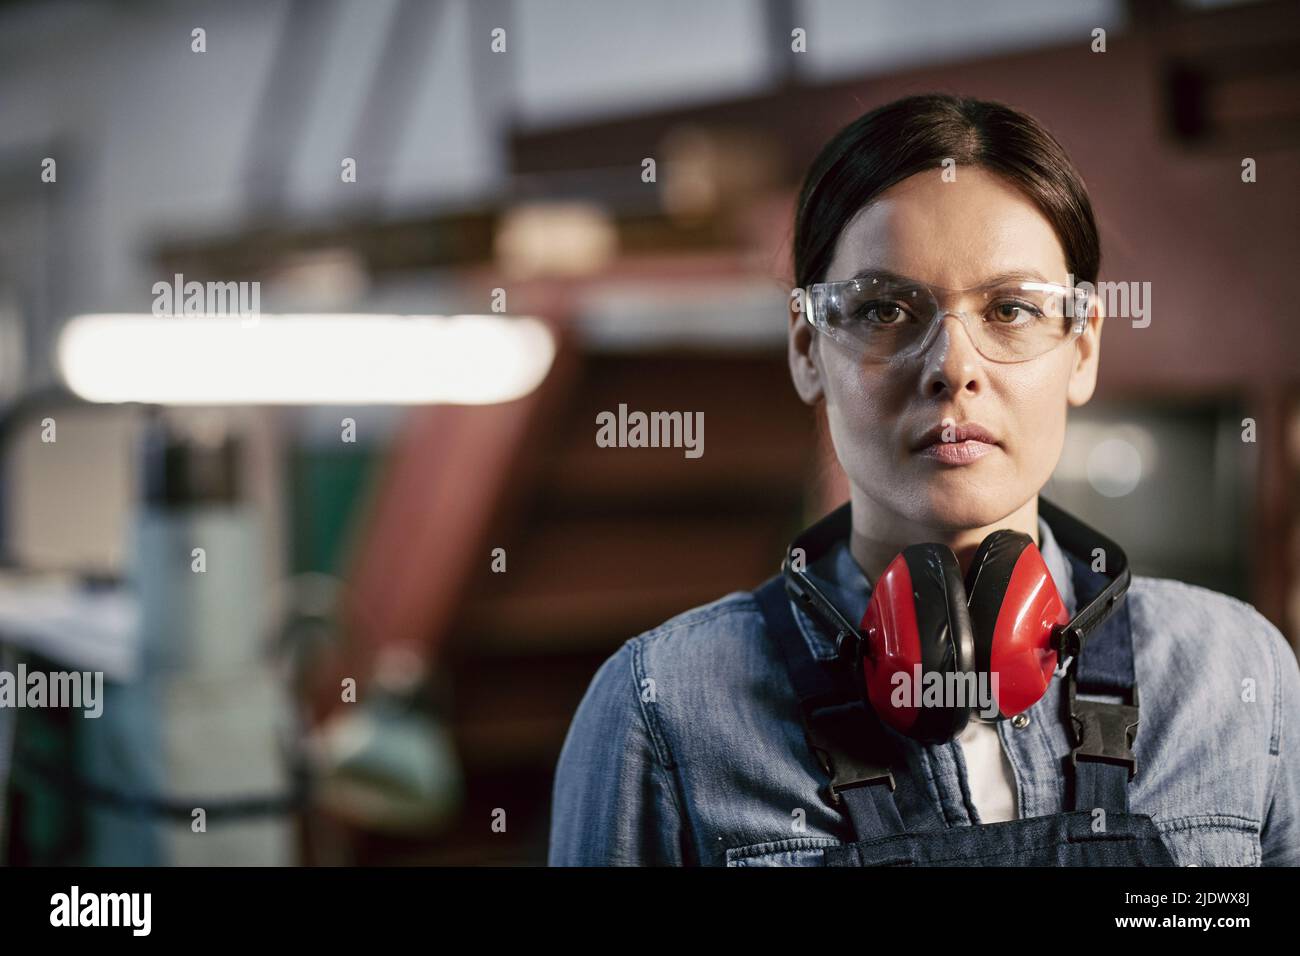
[628,638,693,862]
[627,637,674,768]
[1266,625,1282,757]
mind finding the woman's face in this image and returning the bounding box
[788,167,1104,533]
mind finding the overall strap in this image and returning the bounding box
[753,574,911,838]
[1063,549,1139,814]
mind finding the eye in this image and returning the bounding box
[855,300,910,325]
[989,300,1042,324]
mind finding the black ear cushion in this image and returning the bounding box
[964,531,1034,673]
[901,543,976,742]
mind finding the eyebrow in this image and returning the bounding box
[846,268,1053,286]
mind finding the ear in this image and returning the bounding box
[1066,292,1104,407]
[788,288,824,405]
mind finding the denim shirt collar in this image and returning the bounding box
[790,508,1079,662]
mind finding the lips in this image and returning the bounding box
[911,421,999,451]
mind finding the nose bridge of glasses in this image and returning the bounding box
[912,300,985,358]
[929,282,991,318]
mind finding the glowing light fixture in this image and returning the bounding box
[57,314,556,405]
[494,201,617,279]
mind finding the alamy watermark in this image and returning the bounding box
[50,886,150,936]
[152,272,260,326]
[595,403,703,459]
[0,664,103,718]
[888,664,1000,720]
[1065,273,1151,329]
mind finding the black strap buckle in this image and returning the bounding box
[1067,676,1140,780]
[804,704,896,805]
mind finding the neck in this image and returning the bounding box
[847,490,1040,586]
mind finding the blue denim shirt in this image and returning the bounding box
[548,512,1300,866]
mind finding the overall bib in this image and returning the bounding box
[753,547,1176,866]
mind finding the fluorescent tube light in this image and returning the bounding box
[57,314,556,405]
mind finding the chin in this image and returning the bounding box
[906,485,1020,532]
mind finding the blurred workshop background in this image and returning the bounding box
[0,0,1296,865]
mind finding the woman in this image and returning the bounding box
[547,94,1299,866]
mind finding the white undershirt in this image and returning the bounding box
[955,715,1020,823]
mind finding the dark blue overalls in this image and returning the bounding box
[753,547,1176,866]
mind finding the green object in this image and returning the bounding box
[289,449,376,576]
[7,653,86,865]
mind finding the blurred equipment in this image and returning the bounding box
[308,645,463,835]
[271,575,464,837]
[79,415,294,865]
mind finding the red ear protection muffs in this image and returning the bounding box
[781,496,1123,746]
[858,532,1069,742]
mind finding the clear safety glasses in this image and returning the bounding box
[802,271,1094,364]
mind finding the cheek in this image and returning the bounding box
[1000,359,1072,474]
[829,370,887,426]
[819,356,904,463]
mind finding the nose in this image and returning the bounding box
[916,312,984,399]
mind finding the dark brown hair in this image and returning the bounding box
[792,93,1100,290]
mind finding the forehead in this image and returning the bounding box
[823,167,1070,288]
